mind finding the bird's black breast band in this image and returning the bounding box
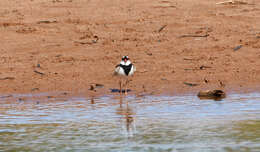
[116,64,133,76]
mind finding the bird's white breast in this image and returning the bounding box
[114,60,135,76]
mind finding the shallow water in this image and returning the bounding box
[0,93,260,152]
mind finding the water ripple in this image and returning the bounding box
[0,93,259,151]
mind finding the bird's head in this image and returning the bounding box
[121,56,129,63]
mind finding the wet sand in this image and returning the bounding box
[0,0,260,97]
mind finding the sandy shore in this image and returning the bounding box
[0,0,260,98]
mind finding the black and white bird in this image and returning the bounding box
[114,56,136,94]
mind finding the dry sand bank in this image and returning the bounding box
[0,0,260,97]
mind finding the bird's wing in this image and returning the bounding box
[113,65,121,76]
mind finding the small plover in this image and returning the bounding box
[114,56,136,94]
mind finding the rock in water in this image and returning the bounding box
[198,90,226,100]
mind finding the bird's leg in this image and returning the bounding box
[125,78,128,95]
[119,78,122,95]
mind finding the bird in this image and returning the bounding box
[114,56,136,95]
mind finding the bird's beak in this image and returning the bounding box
[124,59,127,62]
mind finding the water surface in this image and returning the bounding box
[0,93,260,152]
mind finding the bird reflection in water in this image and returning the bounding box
[116,96,136,137]
[90,97,96,110]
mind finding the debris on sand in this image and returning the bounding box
[95,83,104,88]
[183,82,199,87]
[146,52,153,56]
[89,83,104,91]
[216,0,248,5]
[184,65,212,71]
[37,20,57,24]
[75,35,99,45]
[0,77,15,80]
[74,41,93,45]
[31,88,39,91]
[200,65,212,70]
[219,80,226,87]
[198,90,226,100]
[179,34,209,38]
[204,78,209,83]
[161,78,168,81]
[34,70,45,75]
[158,25,167,32]
[234,45,243,51]
[16,26,37,34]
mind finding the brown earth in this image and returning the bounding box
[0,0,260,98]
